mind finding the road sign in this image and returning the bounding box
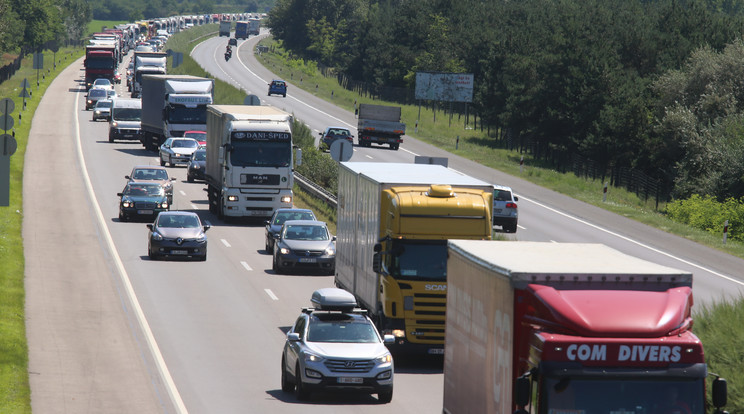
[244,94,261,106]
[20,78,30,89]
[0,134,15,207]
[33,52,43,70]
[0,98,14,114]
[330,139,353,162]
[0,114,13,131]
[1,134,17,156]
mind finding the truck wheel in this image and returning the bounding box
[378,389,393,403]
[391,144,399,150]
[294,363,311,401]
[281,356,294,392]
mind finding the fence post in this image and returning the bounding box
[723,220,729,245]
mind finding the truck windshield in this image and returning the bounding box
[168,105,207,124]
[86,58,114,69]
[542,377,703,414]
[388,240,447,281]
[113,108,141,121]
[230,141,291,167]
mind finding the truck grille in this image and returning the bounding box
[324,359,374,373]
[409,291,446,343]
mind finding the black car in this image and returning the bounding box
[186,149,207,182]
[117,182,169,222]
[318,127,354,151]
[264,208,317,252]
[147,211,210,261]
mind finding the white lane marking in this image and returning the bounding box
[241,261,252,271]
[365,155,373,159]
[221,239,231,248]
[191,204,199,210]
[179,190,186,196]
[74,95,188,413]
[520,195,744,286]
[264,289,279,301]
[517,224,526,230]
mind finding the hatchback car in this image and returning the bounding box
[273,220,335,274]
[268,79,287,97]
[318,127,354,151]
[85,87,108,110]
[117,182,169,222]
[186,148,207,182]
[92,78,114,90]
[159,137,200,167]
[147,211,210,261]
[281,288,394,402]
[126,165,175,204]
[228,38,238,46]
[492,184,518,233]
[92,99,113,121]
[264,208,317,252]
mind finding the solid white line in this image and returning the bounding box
[220,239,231,248]
[240,261,252,271]
[520,195,744,286]
[179,190,186,196]
[264,289,279,301]
[74,93,188,413]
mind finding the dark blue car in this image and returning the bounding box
[268,79,287,97]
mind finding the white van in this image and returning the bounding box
[109,98,142,143]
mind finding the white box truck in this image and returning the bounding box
[131,51,167,98]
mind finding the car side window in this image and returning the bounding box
[293,316,306,337]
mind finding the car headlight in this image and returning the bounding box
[95,110,101,115]
[304,353,322,363]
[376,353,393,364]
[159,201,168,209]
[279,247,291,255]
[325,245,335,256]
[121,198,132,208]
[196,233,207,242]
[151,232,163,241]
[111,122,118,128]
[193,165,200,169]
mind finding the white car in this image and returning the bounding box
[91,78,114,90]
[159,137,200,167]
[493,184,518,233]
[92,99,112,121]
[281,288,394,402]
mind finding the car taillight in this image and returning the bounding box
[506,202,517,209]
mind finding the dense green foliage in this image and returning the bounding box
[0,0,89,53]
[666,194,744,241]
[267,0,744,201]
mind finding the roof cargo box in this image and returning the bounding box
[311,288,357,311]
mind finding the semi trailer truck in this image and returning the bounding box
[84,44,116,90]
[205,105,300,219]
[443,240,729,414]
[334,161,493,354]
[356,104,406,150]
[131,51,167,98]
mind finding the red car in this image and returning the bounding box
[183,130,206,147]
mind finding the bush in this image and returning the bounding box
[665,194,744,240]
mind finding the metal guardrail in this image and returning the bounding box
[294,172,337,208]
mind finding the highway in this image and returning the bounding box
[24,28,744,414]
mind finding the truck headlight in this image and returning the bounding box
[227,195,239,202]
[392,329,405,338]
[280,195,292,203]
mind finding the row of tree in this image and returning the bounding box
[267,0,744,200]
[0,0,90,54]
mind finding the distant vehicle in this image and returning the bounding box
[159,137,200,167]
[106,89,117,100]
[264,208,317,252]
[109,98,142,143]
[318,127,353,151]
[219,20,231,37]
[272,220,336,275]
[281,288,394,402]
[147,211,210,261]
[125,165,175,204]
[85,87,108,110]
[235,21,248,39]
[92,78,114,90]
[113,70,122,84]
[357,104,405,150]
[117,182,169,222]
[228,38,237,46]
[492,184,518,233]
[186,149,206,183]
[183,130,206,147]
[92,99,113,121]
[268,79,287,97]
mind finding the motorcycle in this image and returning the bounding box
[224,51,231,61]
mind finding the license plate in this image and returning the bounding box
[338,377,363,384]
[122,134,133,138]
[299,258,317,263]
[171,250,188,255]
[248,210,265,216]
[138,210,153,215]
[428,348,445,355]
[494,209,502,213]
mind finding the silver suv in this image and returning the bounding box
[493,184,518,233]
[281,288,394,403]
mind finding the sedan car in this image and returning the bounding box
[273,220,335,274]
[117,182,169,222]
[264,208,317,252]
[493,184,518,233]
[281,288,394,402]
[159,137,200,167]
[147,211,210,261]
[92,99,112,121]
[183,130,207,147]
[85,87,108,110]
[126,165,175,204]
[318,127,354,151]
[186,148,206,182]
[91,78,114,90]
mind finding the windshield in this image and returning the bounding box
[230,141,291,167]
[113,107,141,121]
[192,151,206,161]
[132,168,168,180]
[157,214,200,228]
[96,101,112,108]
[283,224,329,241]
[274,211,315,225]
[124,184,163,196]
[168,105,207,124]
[86,58,114,69]
[171,139,198,149]
[541,377,704,414]
[307,314,379,343]
[388,240,447,281]
[89,89,107,98]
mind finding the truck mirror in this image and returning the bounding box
[373,243,382,253]
[514,376,531,408]
[713,377,727,409]
[295,148,302,166]
[372,252,382,273]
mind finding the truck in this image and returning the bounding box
[205,105,300,219]
[235,21,248,39]
[334,161,493,354]
[84,44,116,90]
[131,51,167,98]
[356,104,406,150]
[443,240,729,414]
[219,20,231,37]
[248,18,261,36]
[140,75,214,151]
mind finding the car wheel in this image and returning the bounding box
[281,356,294,392]
[187,174,194,183]
[159,155,165,166]
[109,136,114,143]
[198,253,207,262]
[282,93,286,97]
[378,389,393,404]
[272,254,279,272]
[505,222,518,233]
[148,247,157,260]
[119,211,127,222]
[294,362,310,401]
[168,156,174,167]
[265,238,271,253]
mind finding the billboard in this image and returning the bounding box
[415,72,474,103]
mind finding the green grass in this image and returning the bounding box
[0,46,84,414]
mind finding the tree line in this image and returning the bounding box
[267,0,744,200]
[0,0,90,54]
